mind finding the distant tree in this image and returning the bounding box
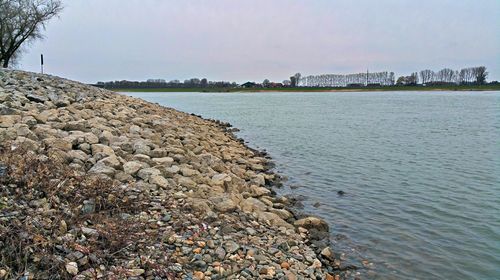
[290,76,296,87]
[436,68,454,83]
[190,78,201,85]
[200,78,208,87]
[397,73,418,86]
[0,0,63,67]
[294,73,301,86]
[396,76,406,85]
[283,80,291,86]
[419,69,433,84]
[262,79,270,87]
[409,72,418,85]
[472,66,488,84]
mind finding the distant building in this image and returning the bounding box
[268,82,284,88]
[240,82,258,88]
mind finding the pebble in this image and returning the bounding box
[65,262,78,275]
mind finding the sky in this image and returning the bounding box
[18,0,500,84]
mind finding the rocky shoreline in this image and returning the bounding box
[0,70,355,279]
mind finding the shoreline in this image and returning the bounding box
[0,69,354,279]
[110,84,500,93]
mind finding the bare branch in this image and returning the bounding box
[0,0,63,67]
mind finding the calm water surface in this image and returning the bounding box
[125,91,500,280]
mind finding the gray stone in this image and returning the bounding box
[123,161,143,175]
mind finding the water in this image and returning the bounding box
[125,91,500,280]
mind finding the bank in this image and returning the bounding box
[0,70,354,279]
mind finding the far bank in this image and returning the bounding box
[109,84,500,93]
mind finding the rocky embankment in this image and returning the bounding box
[0,70,347,279]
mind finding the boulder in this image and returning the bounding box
[43,138,72,151]
[240,197,267,213]
[149,175,169,188]
[152,157,174,166]
[256,211,294,230]
[91,144,115,157]
[123,161,143,175]
[294,216,329,232]
[137,167,161,181]
[178,176,196,189]
[250,185,271,197]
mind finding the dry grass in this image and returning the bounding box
[0,145,172,279]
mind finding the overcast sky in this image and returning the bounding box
[18,0,500,83]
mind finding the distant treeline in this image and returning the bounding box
[397,66,490,86]
[96,66,495,90]
[295,66,493,88]
[96,78,238,89]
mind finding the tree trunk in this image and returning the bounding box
[2,58,9,68]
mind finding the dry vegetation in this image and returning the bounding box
[0,144,175,279]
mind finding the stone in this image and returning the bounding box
[25,93,48,103]
[214,199,237,213]
[59,220,68,234]
[91,144,115,156]
[180,167,197,176]
[129,125,142,134]
[127,269,145,277]
[257,211,294,229]
[173,191,187,199]
[285,271,297,280]
[163,165,180,177]
[98,156,121,168]
[0,104,18,115]
[240,197,267,213]
[82,227,99,237]
[149,175,169,188]
[178,176,196,188]
[123,161,143,175]
[215,247,226,260]
[223,240,239,254]
[269,208,293,220]
[321,247,334,261]
[281,262,290,269]
[68,150,89,162]
[133,141,151,156]
[311,258,322,269]
[13,136,39,151]
[65,262,78,275]
[88,162,116,176]
[251,174,266,186]
[294,216,329,232]
[250,185,271,197]
[211,173,231,186]
[193,271,205,280]
[152,157,174,166]
[191,260,207,271]
[43,138,72,151]
[64,120,89,132]
[137,167,161,180]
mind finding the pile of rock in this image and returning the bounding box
[0,70,351,279]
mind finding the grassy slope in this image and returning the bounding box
[112,84,500,93]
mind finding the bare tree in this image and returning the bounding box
[0,0,63,68]
[419,69,433,84]
[472,66,488,84]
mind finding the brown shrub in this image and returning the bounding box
[0,144,156,279]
